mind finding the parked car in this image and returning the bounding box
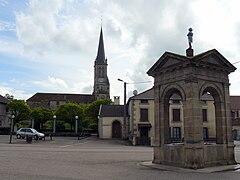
[16,128,45,140]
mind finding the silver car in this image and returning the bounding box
[16,128,45,140]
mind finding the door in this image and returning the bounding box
[112,121,122,138]
[139,127,150,145]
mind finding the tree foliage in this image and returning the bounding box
[30,108,53,130]
[84,99,112,120]
[6,99,31,127]
[84,99,112,132]
[55,103,84,131]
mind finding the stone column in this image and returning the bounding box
[153,85,162,164]
[183,79,204,169]
[223,83,236,164]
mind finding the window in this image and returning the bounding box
[140,109,148,122]
[203,127,209,140]
[172,109,180,121]
[0,120,2,126]
[6,108,9,113]
[202,109,208,121]
[236,110,240,118]
[172,127,181,139]
[172,100,180,104]
[140,99,148,104]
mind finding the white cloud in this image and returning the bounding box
[0,20,15,31]
[0,84,32,100]
[32,76,68,90]
[1,0,239,102]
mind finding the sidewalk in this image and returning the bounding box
[140,161,240,173]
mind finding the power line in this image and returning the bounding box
[232,61,240,65]
[127,81,153,84]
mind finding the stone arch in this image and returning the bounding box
[199,83,225,144]
[199,82,223,103]
[112,120,122,138]
[160,84,186,144]
[161,83,186,101]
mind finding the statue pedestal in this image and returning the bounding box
[186,48,194,57]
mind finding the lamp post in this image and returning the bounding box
[75,115,79,134]
[118,78,127,139]
[53,115,56,134]
[9,114,15,144]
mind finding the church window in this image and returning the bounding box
[172,127,181,139]
[172,109,181,121]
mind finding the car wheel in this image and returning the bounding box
[16,134,21,139]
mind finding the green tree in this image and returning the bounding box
[84,99,112,132]
[30,108,53,131]
[55,103,84,131]
[7,99,31,128]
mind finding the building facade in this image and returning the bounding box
[0,95,10,134]
[98,104,124,139]
[231,96,240,140]
[128,88,155,146]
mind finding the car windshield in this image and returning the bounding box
[32,129,37,133]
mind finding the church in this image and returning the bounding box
[27,27,110,109]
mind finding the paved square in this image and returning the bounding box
[0,135,240,180]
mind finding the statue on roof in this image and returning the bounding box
[187,28,193,49]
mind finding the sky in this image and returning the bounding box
[0,0,240,103]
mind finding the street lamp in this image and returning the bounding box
[53,115,56,134]
[118,78,127,139]
[9,114,15,144]
[75,115,79,134]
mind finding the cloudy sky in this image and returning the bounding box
[0,0,240,103]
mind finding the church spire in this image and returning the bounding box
[95,27,106,64]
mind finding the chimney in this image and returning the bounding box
[114,96,120,105]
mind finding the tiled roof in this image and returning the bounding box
[230,96,240,110]
[0,95,10,104]
[27,93,95,104]
[130,88,154,100]
[99,104,124,117]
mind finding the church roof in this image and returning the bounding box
[27,93,95,104]
[95,27,106,64]
[99,104,124,117]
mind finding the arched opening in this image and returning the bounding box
[169,93,184,143]
[201,86,223,144]
[162,88,184,144]
[200,92,216,143]
[112,120,122,138]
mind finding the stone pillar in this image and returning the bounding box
[223,83,236,164]
[183,80,204,169]
[153,85,161,164]
[153,85,161,147]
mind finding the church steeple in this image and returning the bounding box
[95,27,106,64]
[93,27,110,100]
